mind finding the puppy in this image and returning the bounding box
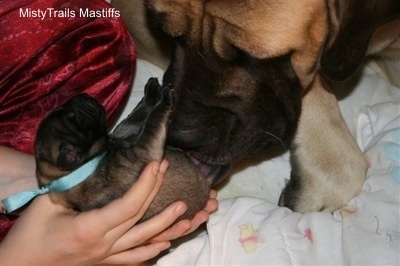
[35,78,229,220]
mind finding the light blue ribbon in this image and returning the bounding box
[2,152,106,213]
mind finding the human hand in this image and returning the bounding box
[0,160,217,265]
[0,146,37,201]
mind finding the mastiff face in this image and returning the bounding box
[115,0,399,212]
[149,1,328,165]
[145,0,399,161]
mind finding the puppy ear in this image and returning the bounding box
[145,0,204,37]
[57,142,82,170]
[321,0,400,81]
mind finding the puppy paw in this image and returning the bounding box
[144,77,163,106]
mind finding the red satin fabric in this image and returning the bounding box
[0,0,136,154]
[0,0,135,242]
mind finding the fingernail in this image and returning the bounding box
[175,202,187,216]
[161,241,171,250]
[160,160,169,174]
[152,162,161,175]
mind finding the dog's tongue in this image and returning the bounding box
[189,155,214,178]
[167,146,230,185]
[188,154,231,186]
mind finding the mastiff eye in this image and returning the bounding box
[215,41,247,63]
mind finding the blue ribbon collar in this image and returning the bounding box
[2,152,106,213]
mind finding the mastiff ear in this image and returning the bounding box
[145,0,205,38]
[57,141,82,171]
[321,0,400,81]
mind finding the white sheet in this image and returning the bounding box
[117,59,400,265]
[159,100,400,266]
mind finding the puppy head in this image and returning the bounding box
[35,94,108,185]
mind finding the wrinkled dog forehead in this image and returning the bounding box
[146,0,330,88]
[62,94,106,128]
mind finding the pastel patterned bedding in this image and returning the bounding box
[118,59,400,265]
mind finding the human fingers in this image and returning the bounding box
[100,241,171,265]
[76,160,168,237]
[1,162,171,266]
[0,195,85,265]
[151,211,207,242]
[209,189,218,200]
[204,190,219,213]
[187,193,219,232]
[106,201,187,255]
[198,190,219,215]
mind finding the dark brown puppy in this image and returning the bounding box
[35,78,229,220]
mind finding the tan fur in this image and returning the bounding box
[205,0,329,88]
[113,0,328,88]
[112,0,172,68]
[289,75,367,212]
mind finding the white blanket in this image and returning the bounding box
[118,59,400,265]
[159,101,400,266]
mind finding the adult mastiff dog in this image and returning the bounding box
[113,0,400,212]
